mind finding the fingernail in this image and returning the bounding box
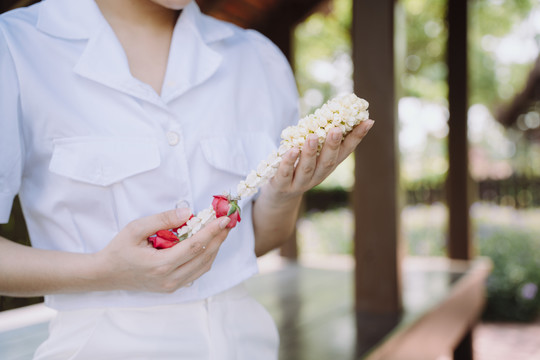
[331,130,342,141]
[176,207,191,220]
[308,135,318,149]
[366,120,375,130]
[219,217,231,229]
[289,148,299,159]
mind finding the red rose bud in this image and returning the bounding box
[212,195,241,229]
[148,230,179,249]
[212,195,229,217]
[227,207,241,228]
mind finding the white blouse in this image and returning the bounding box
[0,0,299,310]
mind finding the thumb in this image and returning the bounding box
[127,208,192,239]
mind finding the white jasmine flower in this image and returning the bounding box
[237,181,249,198]
[277,145,290,156]
[177,226,189,237]
[292,137,306,148]
[315,127,327,140]
[256,161,269,175]
[198,207,216,224]
[257,162,276,179]
[187,216,201,228]
[245,171,260,188]
[238,185,258,198]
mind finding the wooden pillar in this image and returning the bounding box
[352,0,402,355]
[454,330,474,360]
[448,2,475,358]
[447,0,472,260]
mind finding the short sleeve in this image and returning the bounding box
[245,30,300,145]
[0,26,24,223]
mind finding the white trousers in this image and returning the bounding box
[33,284,279,360]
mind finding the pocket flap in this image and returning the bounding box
[200,133,277,177]
[49,137,160,186]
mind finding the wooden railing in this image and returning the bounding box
[405,176,540,208]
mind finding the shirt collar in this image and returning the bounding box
[36,0,235,106]
[36,0,105,40]
[36,0,234,44]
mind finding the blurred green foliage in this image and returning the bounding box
[400,0,448,102]
[401,202,540,321]
[403,0,537,108]
[295,0,540,185]
[299,203,540,322]
[294,0,352,114]
[402,203,447,256]
[473,203,540,321]
[469,0,537,108]
[295,0,539,112]
[298,208,353,255]
[478,226,540,321]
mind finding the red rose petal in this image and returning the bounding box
[227,210,241,228]
[151,236,179,249]
[212,195,231,218]
[156,230,178,241]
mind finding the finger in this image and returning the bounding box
[171,239,222,286]
[311,127,343,182]
[270,147,299,190]
[150,218,229,292]
[127,208,193,240]
[165,216,231,265]
[291,134,319,189]
[337,119,374,163]
[157,245,219,292]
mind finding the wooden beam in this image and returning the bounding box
[257,8,294,62]
[254,0,328,34]
[352,0,402,354]
[496,56,540,127]
[0,0,36,13]
[447,0,472,260]
[203,0,325,31]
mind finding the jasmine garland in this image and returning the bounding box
[148,93,369,248]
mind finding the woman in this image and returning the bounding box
[0,0,373,358]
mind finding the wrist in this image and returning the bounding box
[87,249,116,291]
[258,185,303,210]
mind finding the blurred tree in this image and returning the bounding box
[402,0,538,109]
[295,0,540,186]
[469,0,537,108]
[294,0,353,116]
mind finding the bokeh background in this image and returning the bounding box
[293,0,540,323]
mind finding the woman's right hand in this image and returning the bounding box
[96,208,231,293]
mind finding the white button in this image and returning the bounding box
[166,131,180,146]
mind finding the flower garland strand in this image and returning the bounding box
[148,93,369,249]
[237,93,369,198]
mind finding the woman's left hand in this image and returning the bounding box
[266,119,374,202]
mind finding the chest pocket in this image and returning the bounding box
[200,132,277,178]
[49,137,160,186]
